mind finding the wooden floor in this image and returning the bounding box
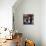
[0,33,23,46]
[0,39,16,46]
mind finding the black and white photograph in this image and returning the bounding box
[23,14,34,25]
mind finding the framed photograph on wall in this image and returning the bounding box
[23,14,34,25]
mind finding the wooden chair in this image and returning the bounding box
[25,40,35,46]
[14,33,23,46]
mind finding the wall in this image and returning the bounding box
[13,0,41,46]
[0,0,17,30]
[41,0,46,46]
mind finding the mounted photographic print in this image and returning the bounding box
[23,14,34,25]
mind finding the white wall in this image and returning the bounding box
[0,0,17,29]
[41,0,46,46]
[1,0,46,46]
[13,0,41,46]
